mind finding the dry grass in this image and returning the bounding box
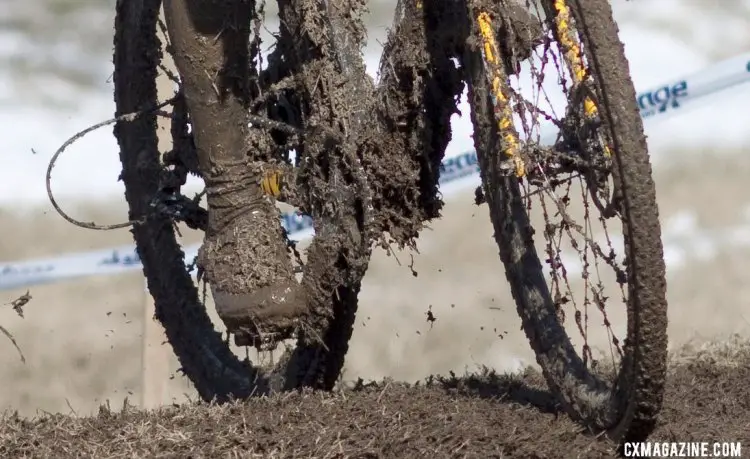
[1,341,749,458]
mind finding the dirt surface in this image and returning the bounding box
[1,339,748,458]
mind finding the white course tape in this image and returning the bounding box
[2,52,750,291]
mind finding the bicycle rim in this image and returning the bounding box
[460,0,667,443]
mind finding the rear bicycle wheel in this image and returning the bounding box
[461,0,667,443]
[113,0,376,399]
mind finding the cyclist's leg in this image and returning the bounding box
[163,0,306,347]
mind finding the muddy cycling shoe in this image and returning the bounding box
[197,188,308,350]
[211,280,306,349]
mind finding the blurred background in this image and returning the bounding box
[2,0,750,417]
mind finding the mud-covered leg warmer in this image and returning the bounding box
[164,0,306,348]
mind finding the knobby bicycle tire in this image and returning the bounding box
[461,0,667,443]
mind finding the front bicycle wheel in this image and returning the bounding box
[461,0,667,443]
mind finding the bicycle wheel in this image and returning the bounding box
[113,0,376,399]
[460,0,667,443]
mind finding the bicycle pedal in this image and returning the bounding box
[232,327,293,351]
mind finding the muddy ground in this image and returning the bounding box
[1,338,748,457]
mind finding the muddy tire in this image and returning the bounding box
[462,0,667,444]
